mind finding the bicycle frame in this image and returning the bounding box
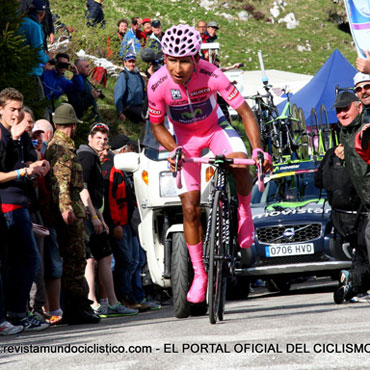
[173,151,265,323]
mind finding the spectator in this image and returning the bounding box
[18,0,50,77]
[120,17,143,57]
[114,54,146,124]
[0,120,24,335]
[0,87,50,331]
[196,20,207,41]
[18,0,50,106]
[205,21,219,43]
[45,103,101,325]
[103,135,160,311]
[106,19,129,59]
[21,106,36,136]
[41,53,84,111]
[42,0,54,47]
[77,123,138,316]
[101,135,147,311]
[333,92,370,301]
[353,72,370,122]
[27,122,48,321]
[86,0,105,28]
[67,58,101,122]
[134,17,147,41]
[31,120,63,324]
[148,20,164,51]
[142,18,152,38]
[117,18,129,40]
[315,146,370,303]
[34,118,54,155]
[31,124,44,157]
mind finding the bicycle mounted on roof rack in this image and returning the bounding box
[247,51,339,163]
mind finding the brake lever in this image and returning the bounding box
[257,151,265,192]
[173,147,182,178]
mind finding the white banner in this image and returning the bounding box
[344,0,370,57]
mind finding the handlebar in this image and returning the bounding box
[173,150,265,192]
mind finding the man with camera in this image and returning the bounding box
[41,53,83,111]
[67,58,102,122]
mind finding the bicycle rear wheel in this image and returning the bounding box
[208,190,226,324]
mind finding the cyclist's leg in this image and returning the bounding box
[209,121,255,248]
[176,143,207,303]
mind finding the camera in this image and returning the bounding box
[56,61,70,69]
[141,48,164,73]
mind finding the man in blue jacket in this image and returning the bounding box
[119,18,142,57]
[18,0,50,77]
[114,54,146,124]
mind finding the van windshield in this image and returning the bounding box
[251,171,326,206]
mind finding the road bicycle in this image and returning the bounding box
[173,149,265,324]
[252,51,308,162]
[271,88,309,162]
[249,86,308,162]
[247,84,279,155]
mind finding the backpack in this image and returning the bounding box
[90,66,108,88]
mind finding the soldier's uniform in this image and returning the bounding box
[45,103,99,324]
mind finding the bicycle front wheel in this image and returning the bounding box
[208,190,226,324]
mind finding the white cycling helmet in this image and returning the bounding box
[161,24,202,57]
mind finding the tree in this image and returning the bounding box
[0,0,47,118]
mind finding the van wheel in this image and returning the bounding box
[171,233,191,318]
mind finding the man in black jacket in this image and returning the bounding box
[0,88,50,330]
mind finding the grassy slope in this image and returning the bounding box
[50,0,357,137]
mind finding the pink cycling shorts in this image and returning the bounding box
[176,115,247,195]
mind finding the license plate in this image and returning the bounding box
[265,243,314,257]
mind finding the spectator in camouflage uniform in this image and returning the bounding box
[45,103,100,325]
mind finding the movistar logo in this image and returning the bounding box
[181,109,203,120]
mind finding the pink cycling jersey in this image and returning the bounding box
[148,59,245,128]
[148,59,247,193]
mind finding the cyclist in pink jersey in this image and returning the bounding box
[147,24,272,304]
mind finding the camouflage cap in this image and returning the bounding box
[53,103,82,125]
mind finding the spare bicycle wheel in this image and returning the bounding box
[291,105,309,160]
[310,108,320,157]
[319,104,331,153]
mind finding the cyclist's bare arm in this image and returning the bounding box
[236,102,272,172]
[151,122,178,152]
[151,122,180,171]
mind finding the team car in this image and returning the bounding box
[235,159,352,293]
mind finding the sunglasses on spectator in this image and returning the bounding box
[355,83,370,93]
[90,122,110,133]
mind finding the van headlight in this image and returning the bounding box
[159,171,178,198]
